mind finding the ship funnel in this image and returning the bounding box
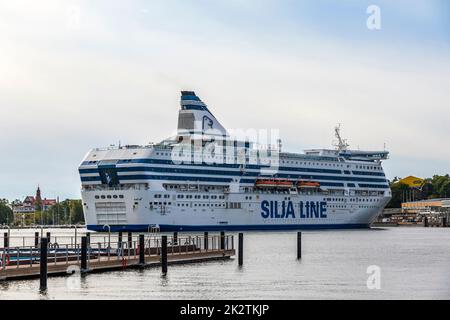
[177,91,228,138]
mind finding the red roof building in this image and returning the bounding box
[13,186,57,214]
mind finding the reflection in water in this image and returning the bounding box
[0,281,10,290]
[160,274,169,287]
[38,288,48,300]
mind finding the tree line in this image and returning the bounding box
[0,199,85,226]
[387,174,450,208]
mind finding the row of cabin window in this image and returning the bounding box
[167,185,223,192]
[153,153,382,171]
[324,197,380,203]
[177,194,225,200]
[178,203,226,207]
[95,195,124,199]
[151,202,172,206]
[280,161,381,171]
[154,194,170,199]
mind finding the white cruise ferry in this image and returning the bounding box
[79,91,391,232]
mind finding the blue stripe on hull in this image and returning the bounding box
[87,223,370,232]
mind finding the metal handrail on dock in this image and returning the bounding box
[0,233,235,282]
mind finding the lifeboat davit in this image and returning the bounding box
[297,180,320,188]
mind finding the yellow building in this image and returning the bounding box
[396,176,425,188]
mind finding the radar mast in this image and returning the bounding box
[333,124,349,152]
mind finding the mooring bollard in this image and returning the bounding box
[40,237,48,291]
[118,231,123,249]
[297,232,302,259]
[204,232,208,251]
[161,235,168,275]
[139,234,145,265]
[34,232,39,247]
[220,231,225,250]
[81,236,87,272]
[3,232,8,248]
[173,232,178,245]
[238,233,243,266]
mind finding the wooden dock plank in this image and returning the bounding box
[0,249,235,281]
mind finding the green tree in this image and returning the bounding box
[386,182,410,208]
[439,179,450,198]
[45,199,85,225]
[431,175,450,198]
[69,200,85,224]
[0,200,14,225]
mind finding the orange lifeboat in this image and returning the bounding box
[297,180,320,188]
[275,179,294,188]
[255,178,294,188]
[255,179,278,188]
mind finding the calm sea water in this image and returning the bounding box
[1,227,449,300]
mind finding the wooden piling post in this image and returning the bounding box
[204,232,208,251]
[40,237,48,291]
[423,216,429,227]
[127,232,132,249]
[297,232,302,259]
[238,233,243,266]
[86,232,90,245]
[118,232,123,249]
[81,236,87,272]
[139,234,145,265]
[46,232,51,243]
[173,232,178,245]
[34,232,39,247]
[220,231,225,250]
[161,235,168,275]
[3,232,8,248]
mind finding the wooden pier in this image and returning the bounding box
[0,232,235,282]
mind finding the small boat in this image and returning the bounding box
[297,180,320,188]
[275,179,294,188]
[255,178,294,188]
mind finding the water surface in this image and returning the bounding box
[1,227,449,300]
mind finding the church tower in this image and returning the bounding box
[35,185,42,211]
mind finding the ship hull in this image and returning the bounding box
[86,223,371,232]
[81,188,390,233]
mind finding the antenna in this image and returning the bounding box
[333,124,349,152]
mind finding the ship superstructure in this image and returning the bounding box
[79,91,391,232]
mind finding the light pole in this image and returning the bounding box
[103,224,111,249]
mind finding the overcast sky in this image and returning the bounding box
[0,0,449,201]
